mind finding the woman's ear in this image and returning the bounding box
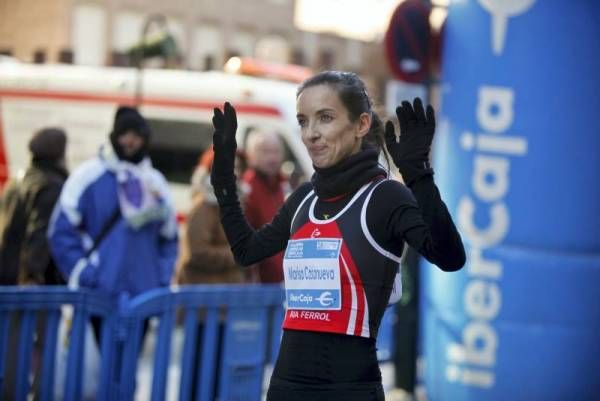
[356,112,371,139]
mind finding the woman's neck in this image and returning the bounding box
[311,145,385,199]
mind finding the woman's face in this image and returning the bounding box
[296,84,370,169]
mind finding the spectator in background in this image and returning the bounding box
[175,147,246,286]
[174,147,247,401]
[0,127,68,401]
[48,106,178,344]
[0,127,68,285]
[242,129,290,283]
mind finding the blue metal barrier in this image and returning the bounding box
[376,307,396,362]
[116,285,284,401]
[1,285,396,401]
[0,287,116,401]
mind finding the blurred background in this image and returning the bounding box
[0,0,407,96]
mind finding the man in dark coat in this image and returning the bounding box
[0,127,68,400]
[0,127,68,285]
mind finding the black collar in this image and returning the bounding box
[311,146,386,199]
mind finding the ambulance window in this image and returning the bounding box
[146,119,213,184]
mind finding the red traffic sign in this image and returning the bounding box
[384,0,434,83]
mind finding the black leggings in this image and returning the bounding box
[90,315,150,352]
[267,378,385,401]
[267,329,384,401]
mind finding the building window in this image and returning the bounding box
[191,26,222,71]
[72,4,107,66]
[291,48,306,66]
[110,51,130,67]
[33,49,46,64]
[203,55,215,71]
[345,40,362,70]
[301,31,318,67]
[255,35,290,63]
[113,12,144,54]
[58,49,74,64]
[318,49,335,70]
[230,31,255,58]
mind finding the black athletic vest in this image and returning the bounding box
[282,179,403,339]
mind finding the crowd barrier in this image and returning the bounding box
[0,285,395,401]
[0,287,116,401]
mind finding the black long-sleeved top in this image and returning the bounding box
[217,173,464,395]
[219,174,465,273]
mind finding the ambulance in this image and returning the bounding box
[0,56,313,216]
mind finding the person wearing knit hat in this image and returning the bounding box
[48,104,177,351]
[1,126,69,286]
[109,106,151,164]
[28,127,67,162]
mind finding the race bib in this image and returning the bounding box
[283,238,342,310]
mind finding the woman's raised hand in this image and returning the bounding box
[211,102,238,201]
[384,97,435,186]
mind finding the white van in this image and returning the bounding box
[0,59,312,216]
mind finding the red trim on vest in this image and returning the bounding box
[322,193,347,202]
[340,245,366,336]
[0,103,8,189]
[321,175,387,203]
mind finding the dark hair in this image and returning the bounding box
[297,71,389,166]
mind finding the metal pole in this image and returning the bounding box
[135,14,167,107]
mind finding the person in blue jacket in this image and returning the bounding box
[48,106,178,342]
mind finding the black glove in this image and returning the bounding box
[211,102,238,204]
[384,97,435,186]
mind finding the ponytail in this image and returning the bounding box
[364,112,391,171]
